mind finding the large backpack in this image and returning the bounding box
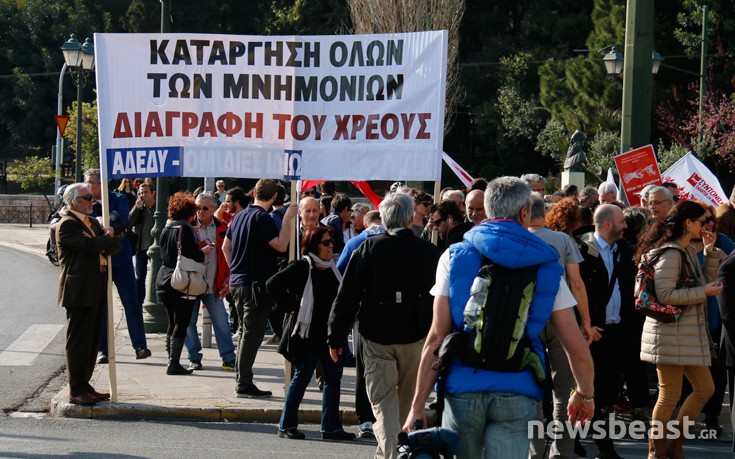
[439,257,545,381]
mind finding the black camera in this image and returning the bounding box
[397,421,459,459]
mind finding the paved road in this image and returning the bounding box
[0,246,67,414]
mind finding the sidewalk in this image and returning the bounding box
[0,224,361,424]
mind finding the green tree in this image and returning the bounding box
[7,155,54,191]
[64,98,100,171]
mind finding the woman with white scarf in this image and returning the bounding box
[266,226,356,441]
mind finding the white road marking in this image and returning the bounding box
[0,324,64,366]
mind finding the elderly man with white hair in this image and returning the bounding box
[57,183,121,405]
[597,182,618,204]
[328,192,440,459]
[647,186,675,222]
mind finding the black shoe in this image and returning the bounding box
[594,448,623,459]
[135,348,152,360]
[166,363,193,375]
[234,384,272,398]
[322,430,356,441]
[97,353,109,364]
[278,428,305,440]
[574,438,587,457]
[705,416,723,439]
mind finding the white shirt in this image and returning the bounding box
[430,249,576,311]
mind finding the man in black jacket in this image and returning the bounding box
[577,204,635,459]
[328,192,440,459]
[717,251,735,456]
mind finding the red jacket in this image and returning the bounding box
[190,215,230,298]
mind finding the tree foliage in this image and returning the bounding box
[7,155,54,191]
[64,98,100,171]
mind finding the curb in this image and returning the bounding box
[50,394,359,423]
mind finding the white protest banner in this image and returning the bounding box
[661,152,727,208]
[95,32,448,181]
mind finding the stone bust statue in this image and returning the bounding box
[563,130,587,172]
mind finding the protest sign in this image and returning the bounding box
[614,145,661,206]
[95,32,448,181]
[661,152,727,208]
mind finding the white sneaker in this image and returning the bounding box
[359,422,374,438]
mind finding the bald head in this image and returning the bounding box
[465,189,486,224]
[594,204,626,244]
[298,197,320,228]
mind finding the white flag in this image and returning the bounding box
[661,152,727,208]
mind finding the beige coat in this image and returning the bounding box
[640,241,720,366]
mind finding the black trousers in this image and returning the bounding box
[158,287,196,339]
[590,323,625,452]
[65,274,106,397]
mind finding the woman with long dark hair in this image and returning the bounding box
[116,178,137,209]
[156,192,213,375]
[635,200,724,457]
[266,226,355,441]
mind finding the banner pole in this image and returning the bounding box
[289,181,298,262]
[100,177,118,402]
[431,180,441,246]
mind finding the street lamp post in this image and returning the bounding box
[143,0,172,332]
[60,34,95,183]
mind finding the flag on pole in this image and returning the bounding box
[442,152,473,188]
[661,152,727,208]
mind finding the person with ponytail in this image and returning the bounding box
[635,200,724,458]
[266,226,355,441]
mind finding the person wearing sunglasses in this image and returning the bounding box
[182,193,237,373]
[266,226,355,441]
[57,183,121,406]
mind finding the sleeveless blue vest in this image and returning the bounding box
[446,220,563,400]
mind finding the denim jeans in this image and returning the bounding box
[442,391,536,459]
[100,261,147,353]
[134,251,149,308]
[279,347,344,432]
[185,293,236,363]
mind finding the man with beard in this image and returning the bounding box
[577,204,635,459]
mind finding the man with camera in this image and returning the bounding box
[404,177,595,459]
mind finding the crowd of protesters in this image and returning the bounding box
[55,173,735,459]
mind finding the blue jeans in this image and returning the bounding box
[134,251,149,308]
[442,391,536,459]
[185,293,236,363]
[279,347,344,433]
[100,261,147,353]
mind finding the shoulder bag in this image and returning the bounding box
[634,247,698,323]
[170,225,209,296]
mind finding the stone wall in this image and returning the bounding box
[0,195,54,224]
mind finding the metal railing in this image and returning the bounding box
[0,204,52,226]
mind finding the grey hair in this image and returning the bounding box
[442,189,465,203]
[579,186,599,206]
[216,180,225,187]
[638,184,657,200]
[598,181,618,196]
[351,203,370,214]
[63,183,87,207]
[647,186,673,201]
[379,192,414,229]
[84,169,101,182]
[485,176,532,220]
[196,192,217,207]
[594,203,619,227]
[520,173,546,187]
[530,192,546,220]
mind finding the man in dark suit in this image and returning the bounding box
[716,251,735,456]
[57,183,121,406]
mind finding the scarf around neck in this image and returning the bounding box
[294,253,343,339]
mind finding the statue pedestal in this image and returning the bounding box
[561,170,585,191]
